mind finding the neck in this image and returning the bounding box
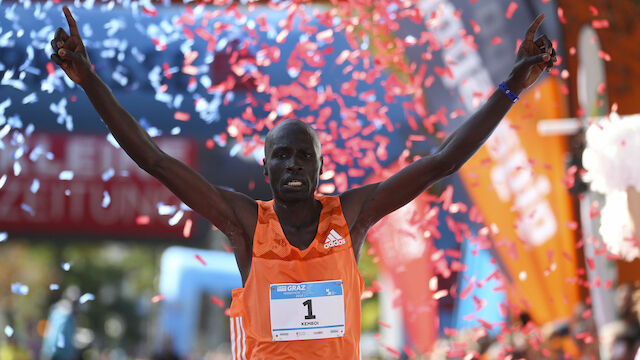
[273,196,321,229]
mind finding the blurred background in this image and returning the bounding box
[1,0,640,359]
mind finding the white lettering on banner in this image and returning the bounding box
[0,134,191,179]
[486,125,557,246]
[0,180,172,226]
[417,0,557,246]
[0,133,196,235]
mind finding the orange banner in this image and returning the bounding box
[457,78,580,325]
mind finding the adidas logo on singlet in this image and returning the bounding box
[323,229,346,249]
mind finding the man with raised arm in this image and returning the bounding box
[51,6,556,359]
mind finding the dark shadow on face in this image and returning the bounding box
[263,120,323,203]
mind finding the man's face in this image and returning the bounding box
[264,122,322,202]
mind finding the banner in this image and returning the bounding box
[407,0,580,326]
[366,162,438,355]
[457,78,580,324]
[0,132,198,240]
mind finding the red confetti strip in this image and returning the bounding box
[183,219,193,238]
[591,19,609,29]
[382,344,401,358]
[459,277,476,300]
[557,8,567,24]
[597,50,612,61]
[505,2,518,19]
[174,111,191,122]
[210,296,224,307]
[136,215,150,225]
[151,294,164,303]
[46,62,55,76]
[469,19,481,34]
[377,320,392,328]
[195,254,207,266]
[142,6,158,17]
[403,345,416,359]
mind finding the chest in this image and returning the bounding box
[280,222,319,251]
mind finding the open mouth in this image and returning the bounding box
[287,180,303,187]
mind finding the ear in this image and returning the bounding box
[263,157,268,177]
[319,156,324,175]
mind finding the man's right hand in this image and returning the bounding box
[50,6,93,86]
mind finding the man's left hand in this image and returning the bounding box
[506,13,558,94]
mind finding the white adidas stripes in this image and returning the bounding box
[230,316,247,360]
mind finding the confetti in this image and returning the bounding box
[183,219,193,238]
[61,262,72,271]
[11,282,29,295]
[168,210,184,226]
[79,293,95,304]
[49,284,60,291]
[195,254,207,266]
[0,233,7,242]
[58,170,74,181]
[151,295,165,303]
[101,191,111,208]
[210,296,224,307]
[4,325,14,338]
[505,2,518,19]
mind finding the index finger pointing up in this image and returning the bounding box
[525,13,545,42]
[62,6,81,38]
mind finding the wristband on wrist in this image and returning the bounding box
[499,81,519,103]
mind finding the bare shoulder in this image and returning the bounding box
[216,187,259,240]
[338,183,379,230]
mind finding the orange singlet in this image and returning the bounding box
[229,195,364,359]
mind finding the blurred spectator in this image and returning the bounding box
[40,286,80,360]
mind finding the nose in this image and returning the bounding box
[286,154,304,171]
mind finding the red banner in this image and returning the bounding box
[0,132,198,239]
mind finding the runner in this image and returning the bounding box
[51,6,556,359]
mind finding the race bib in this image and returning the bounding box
[269,280,346,341]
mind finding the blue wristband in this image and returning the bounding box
[499,81,519,103]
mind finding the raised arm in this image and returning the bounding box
[343,14,556,241]
[50,7,257,251]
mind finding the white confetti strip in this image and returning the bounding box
[1,69,27,91]
[101,168,115,181]
[0,232,7,242]
[11,282,29,295]
[168,209,184,226]
[0,174,6,189]
[4,325,13,338]
[58,170,74,180]
[0,124,11,139]
[29,145,45,161]
[22,92,38,104]
[30,178,40,194]
[62,262,72,271]
[79,293,95,304]
[49,283,60,291]
[101,191,111,208]
[157,203,176,215]
[21,203,35,216]
[13,161,22,176]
